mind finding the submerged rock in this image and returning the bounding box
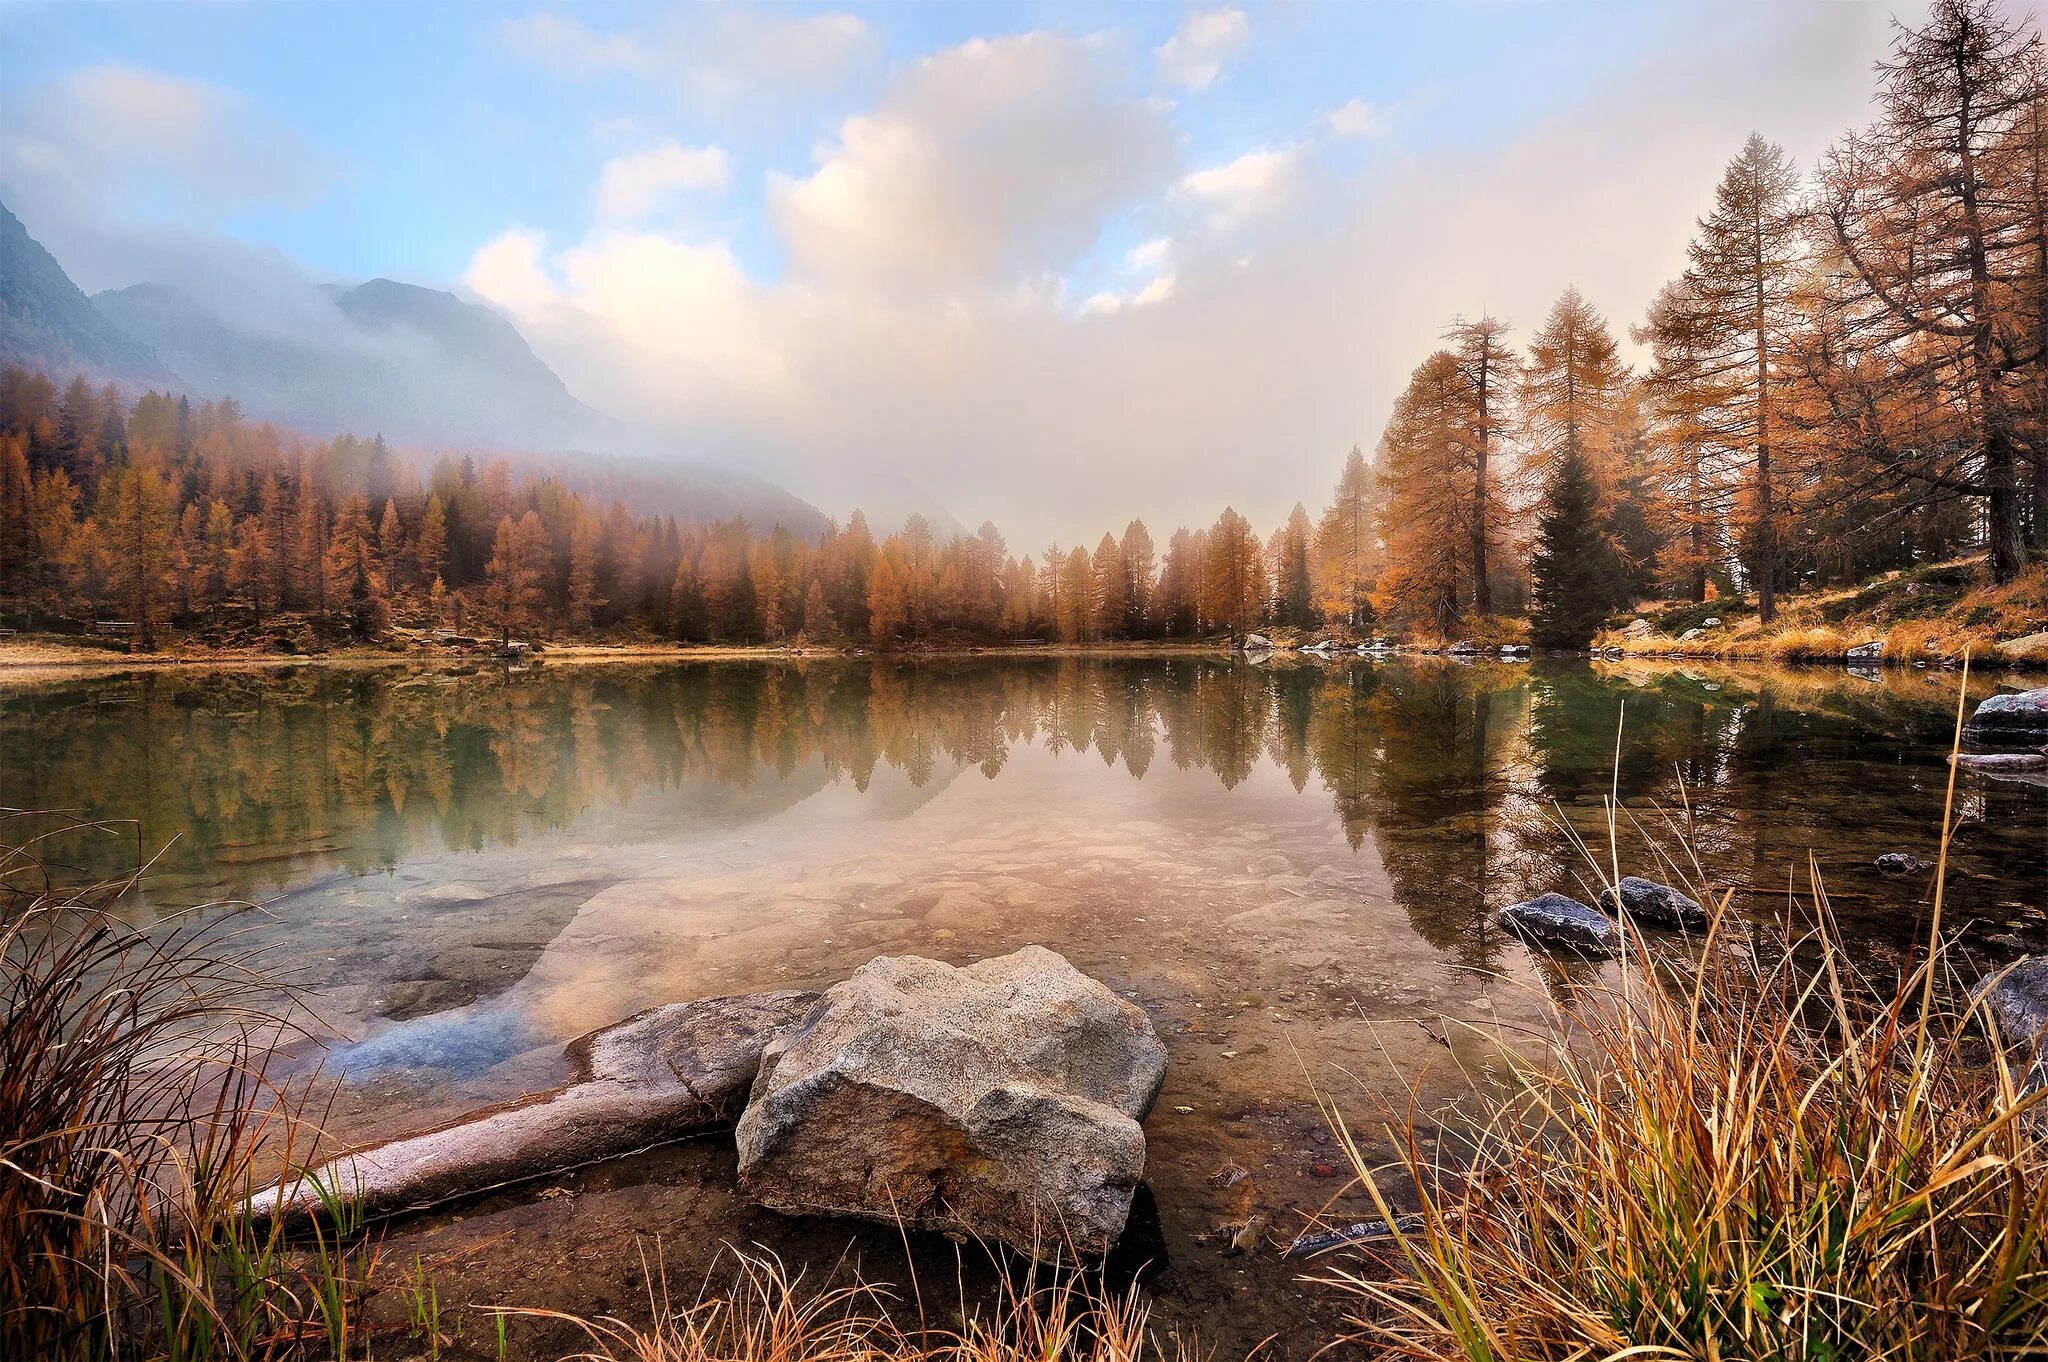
[1874,852,1933,877]
[735,945,1166,1261]
[1975,957,2048,1052]
[1953,750,2048,773]
[1963,687,2048,748]
[1287,1214,1426,1258]
[248,990,819,1224]
[1598,876,1708,930]
[1498,892,1620,957]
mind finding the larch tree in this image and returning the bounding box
[1272,503,1317,629]
[484,510,551,645]
[1091,532,1127,639]
[1445,315,1517,616]
[1686,134,1804,620]
[1521,288,1635,617]
[1119,519,1156,637]
[1200,508,1267,645]
[1375,351,1480,637]
[1313,446,1379,631]
[1057,545,1095,642]
[1636,280,1734,601]
[1819,0,2041,582]
[105,458,176,648]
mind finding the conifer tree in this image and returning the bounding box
[1529,437,1615,649]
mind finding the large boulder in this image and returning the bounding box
[1598,876,1708,930]
[735,946,1166,1261]
[1498,892,1621,957]
[1963,687,2048,748]
[249,990,818,1224]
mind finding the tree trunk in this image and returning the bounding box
[1471,354,1492,617]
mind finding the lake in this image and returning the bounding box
[4,655,2043,1353]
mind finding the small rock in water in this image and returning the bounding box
[1598,876,1708,930]
[1221,1213,1269,1257]
[1498,892,1621,957]
[1874,852,1933,877]
[1846,640,1885,661]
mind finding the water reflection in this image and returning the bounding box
[3,657,2041,962]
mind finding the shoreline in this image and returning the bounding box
[7,634,2047,683]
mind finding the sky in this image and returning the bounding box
[0,0,2007,546]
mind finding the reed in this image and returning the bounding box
[1314,676,2048,1360]
[0,811,375,1361]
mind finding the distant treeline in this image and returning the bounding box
[0,367,1377,650]
[0,3,2042,652]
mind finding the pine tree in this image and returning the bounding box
[1091,532,1126,639]
[1444,315,1517,616]
[1119,519,1156,637]
[1529,437,1616,649]
[1273,503,1316,629]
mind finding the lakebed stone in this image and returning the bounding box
[1598,875,1708,930]
[735,945,1167,1261]
[1975,957,2048,1051]
[1498,892,1620,957]
[1963,687,2048,748]
[1874,852,1933,876]
[248,990,818,1224]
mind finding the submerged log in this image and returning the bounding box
[248,990,819,1225]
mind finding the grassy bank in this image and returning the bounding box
[1595,558,2048,669]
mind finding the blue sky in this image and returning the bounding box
[0,1,1925,540]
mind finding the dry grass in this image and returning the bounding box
[1314,672,2048,1360]
[512,1244,1207,1362]
[1598,559,2046,667]
[0,812,378,1362]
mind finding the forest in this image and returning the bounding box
[0,1,2042,654]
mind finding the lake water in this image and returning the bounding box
[4,655,2044,1354]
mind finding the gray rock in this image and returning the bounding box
[1677,628,1704,643]
[1846,640,1885,660]
[1963,687,2048,748]
[1953,751,2048,773]
[1975,957,2048,1051]
[249,990,818,1224]
[1622,618,1652,637]
[1242,633,1272,652]
[1448,640,1479,654]
[1598,876,1708,930]
[1498,892,1621,957]
[1874,852,1933,877]
[735,945,1166,1261]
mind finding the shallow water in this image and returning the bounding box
[4,655,2044,1353]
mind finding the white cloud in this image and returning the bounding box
[1325,98,1387,139]
[497,12,648,75]
[0,64,336,218]
[466,3,1895,548]
[595,142,729,221]
[498,8,878,104]
[1126,237,1173,273]
[1155,9,1250,91]
[768,32,1176,292]
[1176,145,1302,229]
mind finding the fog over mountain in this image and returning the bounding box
[92,273,612,452]
[0,201,174,387]
[0,198,836,537]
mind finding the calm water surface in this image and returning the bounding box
[4,656,2044,1352]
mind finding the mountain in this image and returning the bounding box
[0,201,176,387]
[1,200,833,538]
[93,275,613,452]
